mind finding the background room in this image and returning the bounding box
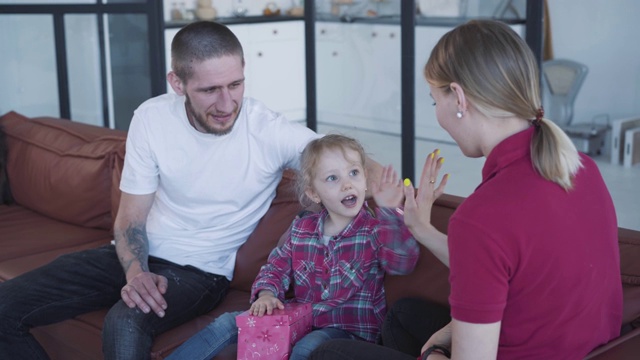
[0,0,638,230]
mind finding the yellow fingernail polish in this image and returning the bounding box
[435,149,440,156]
[404,178,411,187]
[439,157,445,164]
[430,153,434,159]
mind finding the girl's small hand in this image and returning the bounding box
[403,150,449,236]
[371,164,404,208]
[250,291,284,316]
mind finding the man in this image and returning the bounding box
[0,21,327,359]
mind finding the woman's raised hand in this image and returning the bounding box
[403,149,449,238]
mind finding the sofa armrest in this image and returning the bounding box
[0,111,126,230]
[585,327,640,359]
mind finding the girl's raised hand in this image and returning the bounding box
[371,164,404,208]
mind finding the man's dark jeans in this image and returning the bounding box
[0,245,230,360]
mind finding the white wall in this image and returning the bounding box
[547,0,640,124]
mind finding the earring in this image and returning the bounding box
[456,111,463,119]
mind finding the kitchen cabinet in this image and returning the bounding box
[414,26,453,142]
[316,22,401,134]
[164,27,179,92]
[164,20,306,122]
[316,22,349,123]
[244,21,306,122]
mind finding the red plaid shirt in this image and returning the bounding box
[251,205,419,342]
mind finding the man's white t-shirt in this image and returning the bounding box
[119,93,320,280]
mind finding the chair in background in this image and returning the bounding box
[541,59,588,128]
[541,59,609,155]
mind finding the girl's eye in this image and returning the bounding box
[349,169,359,176]
[326,175,337,182]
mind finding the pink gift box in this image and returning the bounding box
[236,302,313,360]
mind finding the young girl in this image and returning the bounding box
[167,134,420,360]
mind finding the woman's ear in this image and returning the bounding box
[167,71,186,96]
[449,82,467,114]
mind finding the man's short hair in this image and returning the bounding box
[171,21,244,83]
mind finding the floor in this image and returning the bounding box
[318,122,640,231]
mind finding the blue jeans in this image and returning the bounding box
[167,311,357,360]
[290,327,357,360]
[0,245,230,360]
[166,311,242,360]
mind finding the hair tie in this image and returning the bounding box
[531,107,544,127]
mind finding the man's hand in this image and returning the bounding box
[120,271,168,317]
[250,291,284,316]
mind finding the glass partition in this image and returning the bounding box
[413,0,526,193]
[66,14,103,127]
[315,0,404,178]
[105,13,152,130]
[0,14,59,117]
[0,1,163,129]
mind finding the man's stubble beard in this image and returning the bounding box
[185,94,237,136]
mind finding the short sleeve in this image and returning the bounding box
[271,116,321,171]
[119,114,159,195]
[448,216,510,323]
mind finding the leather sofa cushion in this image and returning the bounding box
[0,111,126,230]
[620,228,640,286]
[0,122,13,205]
[230,169,303,292]
[0,205,112,268]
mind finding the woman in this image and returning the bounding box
[310,19,622,360]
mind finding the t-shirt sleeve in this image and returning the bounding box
[119,113,159,195]
[272,115,322,171]
[448,215,511,323]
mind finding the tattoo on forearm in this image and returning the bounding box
[119,224,150,273]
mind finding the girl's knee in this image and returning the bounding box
[210,311,240,332]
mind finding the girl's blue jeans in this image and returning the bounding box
[167,311,357,360]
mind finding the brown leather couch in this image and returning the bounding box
[1,110,639,359]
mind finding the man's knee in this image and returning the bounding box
[0,283,29,334]
[103,301,148,337]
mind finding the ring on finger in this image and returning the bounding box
[429,178,435,184]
